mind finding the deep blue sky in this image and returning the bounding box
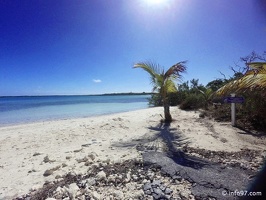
[0,0,266,96]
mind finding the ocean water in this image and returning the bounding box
[0,95,151,126]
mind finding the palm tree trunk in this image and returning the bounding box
[162,88,172,122]
[164,99,172,122]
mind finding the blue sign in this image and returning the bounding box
[224,97,245,103]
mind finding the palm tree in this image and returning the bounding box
[134,61,187,122]
[216,62,266,96]
[199,88,213,110]
[215,62,266,130]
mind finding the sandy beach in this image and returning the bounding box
[0,107,265,199]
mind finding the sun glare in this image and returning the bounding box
[143,0,170,6]
[146,0,166,4]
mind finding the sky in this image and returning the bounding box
[0,0,266,96]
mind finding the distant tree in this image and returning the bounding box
[178,81,189,92]
[134,61,187,122]
[206,79,226,91]
[190,79,199,89]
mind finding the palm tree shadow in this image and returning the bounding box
[147,121,185,153]
[148,122,209,169]
[112,121,209,169]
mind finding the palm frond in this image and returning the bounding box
[134,62,163,86]
[216,62,266,96]
[164,61,187,79]
[134,60,185,95]
[151,74,164,92]
[134,62,162,76]
[165,79,177,93]
[247,62,266,70]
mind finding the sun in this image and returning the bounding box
[137,0,172,12]
[143,0,170,6]
[145,0,166,4]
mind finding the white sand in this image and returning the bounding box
[0,107,265,199]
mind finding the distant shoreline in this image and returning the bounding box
[0,92,155,98]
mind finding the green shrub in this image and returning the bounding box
[148,92,186,107]
[148,93,162,106]
[240,92,266,131]
[169,92,187,105]
[179,93,204,110]
[210,91,266,131]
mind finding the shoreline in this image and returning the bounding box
[0,106,153,128]
[0,107,265,199]
[0,94,151,127]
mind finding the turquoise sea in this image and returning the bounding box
[0,95,150,126]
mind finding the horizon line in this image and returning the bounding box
[0,92,154,98]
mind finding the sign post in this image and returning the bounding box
[231,93,236,126]
[223,94,244,127]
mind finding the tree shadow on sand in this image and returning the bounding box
[112,121,209,170]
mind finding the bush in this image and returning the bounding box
[209,91,266,132]
[239,92,266,131]
[148,93,162,106]
[148,92,186,107]
[169,92,187,106]
[179,93,204,110]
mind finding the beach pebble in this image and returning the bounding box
[126,171,131,181]
[112,190,124,199]
[62,163,67,167]
[55,186,67,197]
[73,148,83,153]
[180,190,190,199]
[116,174,123,182]
[33,152,42,156]
[165,187,173,195]
[66,156,72,160]
[30,184,42,192]
[112,158,121,164]
[132,190,145,198]
[132,174,138,181]
[92,191,101,200]
[147,171,155,180]
[81,143,91,147]
[55,173,64,179]
[87,152,97,160]
[43,155,55,163]
[43,165,61,177]
[107,174,116,183]
[142,179,149,184]
[43,169,54,177]
[91,162,100,168]
[28,169,37,173]
[86,177,96,187]
[96,171,106,181]
[103,158,111,164]
[67,183,79,199]
[76,156,88,163]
